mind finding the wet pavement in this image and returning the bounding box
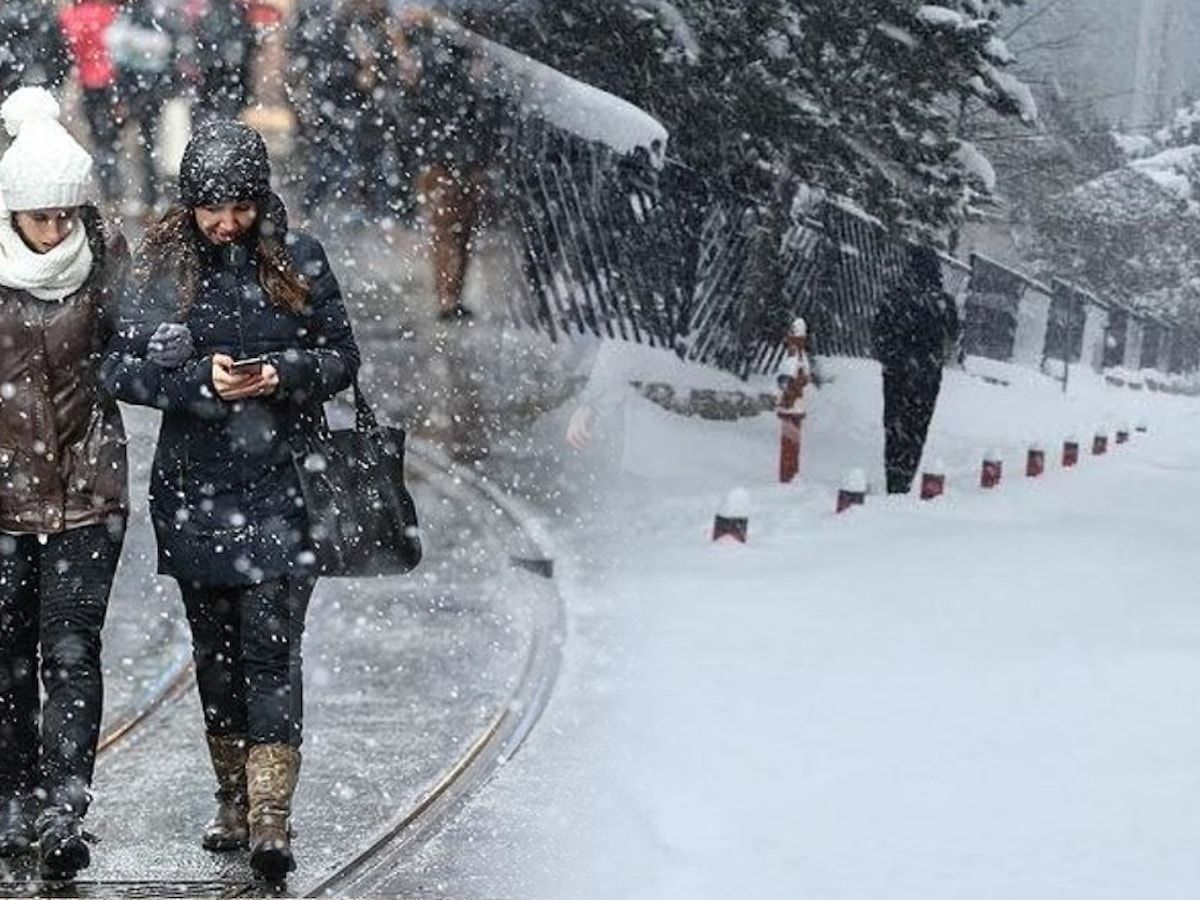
[0,218,577,897]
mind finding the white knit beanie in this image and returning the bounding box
[0,88,95,211]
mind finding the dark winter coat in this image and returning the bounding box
[0,226,130,534]
[102,205,360,586]
[399,19,502,171]
[291,7,398,132]
[0,0,71,96]
[113,0,181,114]
[873,278,961,378]
[193,0,253,122]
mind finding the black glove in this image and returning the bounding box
[147,322,194,369]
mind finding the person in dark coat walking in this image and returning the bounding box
[395,6,502,319]
[0,0,71,99]
[287,0,401,219]
[192,0,254,123]
[0,87,130,879]
[873,244,960,494]
[108,0,181,214]
[102,120,361,881]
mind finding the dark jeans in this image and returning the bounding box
[180,576,315,747]
[0,522,124,815]
[80,87,123,203]
[882,366,942,494]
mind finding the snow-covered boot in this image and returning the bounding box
[246,743,300,881]
[0,791,37,857]
[202,734,249,851]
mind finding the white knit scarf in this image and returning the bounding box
[0,206,93,301]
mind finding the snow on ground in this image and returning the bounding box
[549,352,1200,898]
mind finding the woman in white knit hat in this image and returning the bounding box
[0,86,131,880]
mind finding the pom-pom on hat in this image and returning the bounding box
[0,87,95,211]
[179,119,271,208]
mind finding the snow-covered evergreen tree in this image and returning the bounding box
[476,0,1037,241]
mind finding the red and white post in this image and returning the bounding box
[776,318,810,484]
[920,459,946,501]
[1063,436,1080,468]
[1026,443,1045,478]
[712,488,751,543]
[980,449,1003,489]
[836,469,867,514]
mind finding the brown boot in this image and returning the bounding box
[246,743,301,881]
[202,734,248,852]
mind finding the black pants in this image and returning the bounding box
[80,87,123,203]
[0,522,124,815]
[180,576,315,748]
[882,366,942,494]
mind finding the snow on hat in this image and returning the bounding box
[0,87,95,211]
[179,119,271,207]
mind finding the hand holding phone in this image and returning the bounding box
[212,354,278,400]
[229,357,264,377]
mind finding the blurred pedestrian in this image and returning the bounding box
[108,0,181,216]
[0,86,130,880]
[102,119,361,882]
[395,7,501,320]
[0,0,71,99]
[873,244,960,494]
[58,0,123,204]
[288,0,401,219]
[193,0,254,123]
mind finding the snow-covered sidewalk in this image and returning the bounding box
[579,357,1200,898]
[383,349,1200,898]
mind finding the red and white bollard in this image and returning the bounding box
[1026,444,1045,478]
[836,469,866,514]
[1092,430,1108,456]
[778,413,804,483]
[1063,436,1080,468]
[776,318,810,484]
[980,450,1003,489]
[920,460,945,501]
[712,488,750,543]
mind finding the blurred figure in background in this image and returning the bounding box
[58,0,122,205]
[0,0,71,101]
[335,0,402,217]
[395,6,502,320]
[288,0,401,220]
[286,0,340,217]
[193,0,254,123]
[108,0,181,217]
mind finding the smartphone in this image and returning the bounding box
[229,357,264,376]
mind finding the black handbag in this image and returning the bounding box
[292,380,422,577]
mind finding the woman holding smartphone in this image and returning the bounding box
[102,120,360,881]
[0,87,129,879]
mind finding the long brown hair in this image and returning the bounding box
[137,197,309,315]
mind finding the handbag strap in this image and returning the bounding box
[352,377,380,432]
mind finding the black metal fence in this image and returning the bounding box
[501,114,1194,379]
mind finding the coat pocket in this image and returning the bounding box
[66,410,129,509]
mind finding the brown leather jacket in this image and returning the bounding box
[0,231,130,534]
